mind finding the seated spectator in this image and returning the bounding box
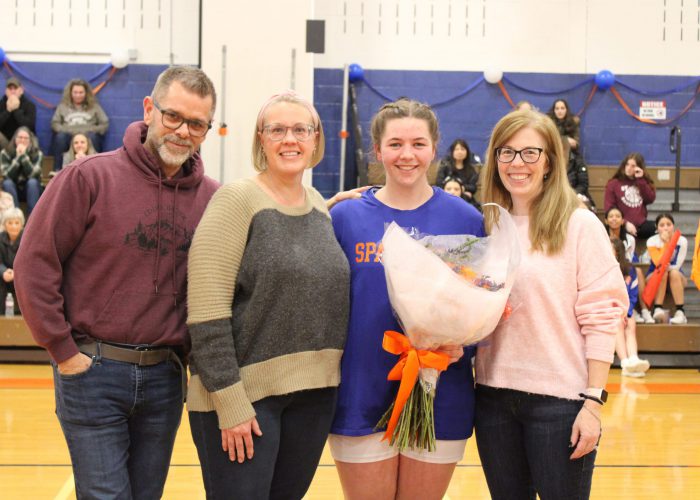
[0,207,25,315]
[514,100,536,111]
[546,98,580,156]
[62,132,97,167]
[0,127,42,215]
[604,152,656,239]
[435,138,480,202]
[442,175,480,211]
[610,237,650,377]
[51,78,108,171]
[0,77,37,150]
[605,207,653,323]
[568,154,595,211]
[0,188,14,219]
[647,213,688,324]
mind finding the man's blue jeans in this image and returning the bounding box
[474,385,597,500]
[52,354,183,499]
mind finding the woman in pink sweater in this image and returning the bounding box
[475,110,628,499]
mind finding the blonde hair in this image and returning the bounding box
[481,109,579,254]
[251,91,325,172]
[370,98,439,153]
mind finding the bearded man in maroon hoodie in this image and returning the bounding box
[14,66,220,499]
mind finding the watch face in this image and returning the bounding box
[600,389,609,402]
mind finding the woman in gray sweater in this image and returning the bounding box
[50,78,108,171]
[187,91,350,500]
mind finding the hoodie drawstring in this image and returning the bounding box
[153,170,163,295]
[172,183,179,307]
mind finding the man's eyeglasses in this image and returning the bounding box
[495,147,544,164]
[153,101,212,137]
[261,123,316,142]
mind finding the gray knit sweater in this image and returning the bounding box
[187,178,350,428]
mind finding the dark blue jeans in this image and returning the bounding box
[474,385,597,500]
[189,387,338,500]
[53,355,183,499]
[3,178,40,214]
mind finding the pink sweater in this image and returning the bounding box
[475,209,628,400]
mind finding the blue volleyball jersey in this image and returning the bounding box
[330,187,484,439]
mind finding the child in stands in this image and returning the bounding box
[605,207,653,324]
[647,213,688,324]
[611,238,650,377]
[604,153,656,239]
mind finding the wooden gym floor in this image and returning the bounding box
[1,365,698,499]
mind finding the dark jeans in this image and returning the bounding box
[53,355,183,499]
[189,387,338,500]
[3,178,40,215]
[475,385,597,500]
[52,131,103,171]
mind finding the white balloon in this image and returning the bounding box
[483,69,503,84]
[110,49,130,69]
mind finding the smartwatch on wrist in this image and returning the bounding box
[584,387,608,403]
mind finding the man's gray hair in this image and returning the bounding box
[151,66,217,115]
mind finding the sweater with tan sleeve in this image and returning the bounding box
[475,209,629,399]
[186,178,350,429]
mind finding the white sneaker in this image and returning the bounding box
[637,359,651,373]
[670,310,687,325]
[633,310,643,322]
[652,308,666,323]
[622,368,645,378]
[640,309,655,324]
[628,356,650,373]
[622,358,642,373]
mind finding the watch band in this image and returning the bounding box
[583,387,608,403]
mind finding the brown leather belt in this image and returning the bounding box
[78,341,187,402]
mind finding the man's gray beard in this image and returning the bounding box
[146,127,194,167]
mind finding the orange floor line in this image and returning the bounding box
[607,383,700,394]
[0,378,54,389]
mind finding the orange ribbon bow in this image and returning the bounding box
[381,330,451,441]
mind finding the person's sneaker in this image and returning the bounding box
[670,310,688,325]
[636,358,651,373]
[628,356,650,374]
[622,358,643,374]
[653,308,666,323]
[640,309,655,324]
[622,368,645,378]
[633,310,643,322]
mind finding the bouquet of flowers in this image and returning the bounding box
[375,204,520,451]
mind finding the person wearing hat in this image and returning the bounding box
[0,77,37,150]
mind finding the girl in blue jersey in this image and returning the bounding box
[328,98,484,499]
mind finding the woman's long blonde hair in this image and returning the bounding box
[481,109,579,254]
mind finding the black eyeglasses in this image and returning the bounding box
[495,147,544,164]
[153,101,212,137]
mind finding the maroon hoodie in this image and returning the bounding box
[603,176,656,227]
[14,121,220,363]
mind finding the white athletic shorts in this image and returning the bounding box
[328,432,467,464]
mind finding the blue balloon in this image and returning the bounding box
[0,47,5,64]
[595,70,615,90]
[348,63,364,83]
